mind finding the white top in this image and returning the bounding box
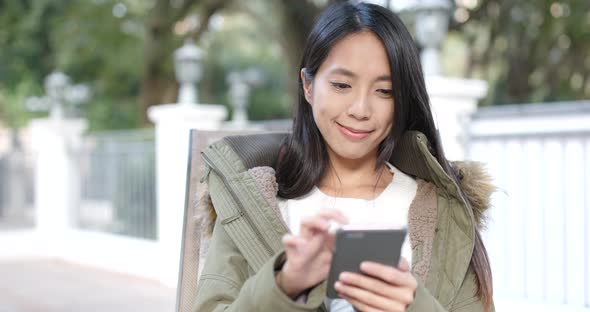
[277,162,417,311]
[277,162,416,262]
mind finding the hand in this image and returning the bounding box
[276,209,348,298]
[334,258,417,312]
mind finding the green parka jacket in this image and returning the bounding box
[193,131,495,312]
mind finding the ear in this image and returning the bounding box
[300,68,313,104]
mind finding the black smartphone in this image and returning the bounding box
[326,228,407,298]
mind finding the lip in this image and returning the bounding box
[336,122,373,140]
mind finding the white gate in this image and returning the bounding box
[467,102,590,311]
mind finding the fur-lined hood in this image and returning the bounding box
[451,161,496,230]
[198,160,495,235]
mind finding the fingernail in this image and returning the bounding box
[334,281,342,289]
[339,272,350,282]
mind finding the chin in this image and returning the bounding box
[331,144,373,160]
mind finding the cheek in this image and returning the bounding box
[378,103,395,134]
[311,84,341,120]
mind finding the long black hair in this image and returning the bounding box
[275,2,493,310]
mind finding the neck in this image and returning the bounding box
[320,147,386,191]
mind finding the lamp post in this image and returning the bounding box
[25,71,91,123]
[405,0,452,76]
[174,39,204,105]
[226,68,264,127]
[148,39,227,288]
[27,72,90,245]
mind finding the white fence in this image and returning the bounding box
[3,99,590,307]
[0,126,162,282]
[79,129,156,239]
[467,102,590,311]
[0,130,35,229]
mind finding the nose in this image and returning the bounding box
[346,92,371,120]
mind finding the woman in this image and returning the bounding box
[194,2,494,311]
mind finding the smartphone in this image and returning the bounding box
[326,228,407,298]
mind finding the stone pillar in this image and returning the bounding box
[148,103,226,287]
[30,118,87,256]
[426,76,488,160]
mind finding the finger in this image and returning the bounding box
[338,293,383,312]
[360,262,417,289]
[339,272,414,305]
[340,271,392,299]
[300,216,331,237]
[281,234,294,248]
[398,257,410,272]
[335,281,405,312]
[282,234,304,251]
[316,209,349,224]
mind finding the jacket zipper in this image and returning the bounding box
[201,151,274,256]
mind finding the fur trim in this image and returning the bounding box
[195,178,216,237]
[247,167,279,210]
[408,179,438,283]
[452,161,497,230]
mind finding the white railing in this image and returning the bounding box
[467,101,590,311]
[79,129,156,240]
[0,131,35,229]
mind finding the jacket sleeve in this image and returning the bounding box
[193,218,327,312]
[407,269,494,312]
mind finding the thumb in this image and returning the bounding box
[398,257,410,272]
[282,234,303,252]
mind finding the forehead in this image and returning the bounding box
[318,31,391,78]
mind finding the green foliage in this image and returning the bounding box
[0,0,146,130]
[52,0,146,129]
[1,0,588,130]
[0,0,62,88]
[445,0,590,105]
[83,97,139,132]
[0,79,42,128]
[199,11,291,120]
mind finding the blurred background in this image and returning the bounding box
[0,0,589,311]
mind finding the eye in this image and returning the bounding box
[377,89,393,98]
[330,82,351,90]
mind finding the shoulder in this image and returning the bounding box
[207,132,289,170]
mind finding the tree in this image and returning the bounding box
[2,0,588,132]
[240,0,346,112]
[0,0,234,129]
[448,0,590,105]
[0,0,67,129]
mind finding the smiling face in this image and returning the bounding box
[301,31,394,163]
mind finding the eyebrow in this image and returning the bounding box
[328,67,392,83]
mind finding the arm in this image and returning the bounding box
[193,218,327,312]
